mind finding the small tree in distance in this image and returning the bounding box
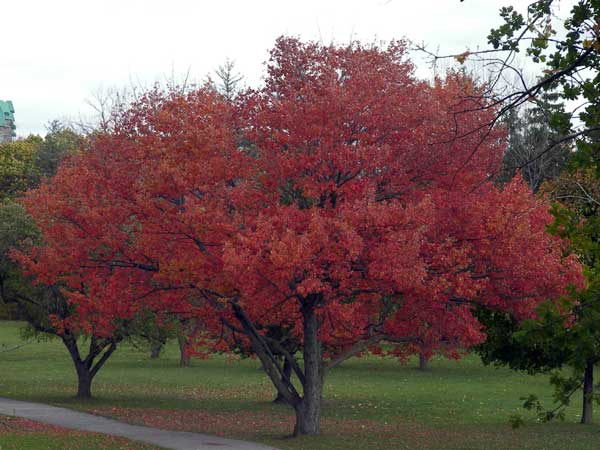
[214,58,243,101]
[499,92,571,192]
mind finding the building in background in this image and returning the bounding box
[0,100,16,143]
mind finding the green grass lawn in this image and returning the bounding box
[1,320,599,450]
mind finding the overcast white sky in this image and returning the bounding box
[1,0,574,136]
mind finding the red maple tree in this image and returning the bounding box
[19,38,582,435]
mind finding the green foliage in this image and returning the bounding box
[0,122,82,323]
[0,121,81,201]
[511,369,598,427]
[489,1,600,166]
[125,310,179,353]
[474,307,569,375]
[0,136,42,199]
[0,199,41,322]
[488,6,527,51]
[0,200,73,334]
[35,121,83,180]
[0,199,40,253]
[479,167,600,423]
[481,1,600,419]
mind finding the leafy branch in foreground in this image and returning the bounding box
[417,1,600,179]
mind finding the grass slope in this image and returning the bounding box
[0,321,598,450]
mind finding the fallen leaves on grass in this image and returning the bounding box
[180,385,274,401]
[84,406,583,450]
[0,415,150,449]
[0,416,66,434]
[87,406,427,440]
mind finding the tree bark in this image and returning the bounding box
[581,360,594,424]
[150,341,164,359]
[62,335,94,399]
[229,298,324,436]
[294,300,323,436]
[273,357,293,404]
[419,353,429,370]
[178,333,190,367]
[61,334,118,400]
[75,363,93,399]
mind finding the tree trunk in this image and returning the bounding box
[294,301,323,436]
[61,334,118,400]
[150,342,164,359]
[63,336,95,399]
[178,333,190,367]
[581,360,594,424]
[75,364,93,399]
[419,353,429,370]
[274,358,293,404]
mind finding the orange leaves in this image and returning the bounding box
[454,51,470,64]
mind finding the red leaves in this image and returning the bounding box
[18,38,583,360]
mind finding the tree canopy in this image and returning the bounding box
[17,38,583,435]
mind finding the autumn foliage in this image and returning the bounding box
[17,38,583,435]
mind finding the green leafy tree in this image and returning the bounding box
[419,1,599,178]
[214,58,243,101]
[489,1,600,170]
[35,121,83,180]
[0,136,42,199]
[541,167,600,424]
[489,1,600,166]
[477,168,600,425]
[0,200,39,320]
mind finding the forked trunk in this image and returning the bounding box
[582,360,594,424]
[61,334,118,400]
[63,336,96,399]
[294,301,323,436]
[229,298,325,436]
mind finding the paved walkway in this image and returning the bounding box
[0,397,278,450]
